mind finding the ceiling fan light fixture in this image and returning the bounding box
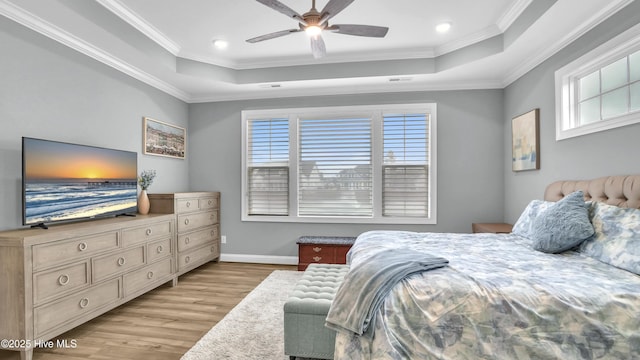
[435,22,452,34]
[305,25,322,37]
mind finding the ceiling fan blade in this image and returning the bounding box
[319,0,355,24]
[328,24,389,37]
[310,35,326,59]
[246,29,301,43]
[255,0,307,25]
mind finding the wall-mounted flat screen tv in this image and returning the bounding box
[22,137,138,227]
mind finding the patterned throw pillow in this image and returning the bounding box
[530,191,594,253]
[580,202,640,275]
[512,200,554,239]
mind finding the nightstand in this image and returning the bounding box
[297,236,356,271]
[472,223,513,234]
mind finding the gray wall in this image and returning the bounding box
[503,0,640,224]
[0,16,189,231]
[189,90,504,257]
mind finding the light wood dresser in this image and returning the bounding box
[148,192,221,278]
[0,214,175,360]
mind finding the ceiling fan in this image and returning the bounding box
[247,0,389,59]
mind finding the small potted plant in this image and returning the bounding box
[137,169,156,214]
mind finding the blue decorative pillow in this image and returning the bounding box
[530,191,594,253]
[580,202,640,275]
[512,200,554,239]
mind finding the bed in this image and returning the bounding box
[327,175,640,359]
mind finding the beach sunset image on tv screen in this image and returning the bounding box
[22,137,138,226]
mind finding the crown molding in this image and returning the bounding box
[434,25,502,57]
[0,0,190,101]
[497,0,533,31]
[502,0,635,87]
[96,0,181,56]
[189,79,504,103]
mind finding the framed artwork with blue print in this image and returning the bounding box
[511,108,540,171]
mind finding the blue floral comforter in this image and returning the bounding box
[333,231,640,360]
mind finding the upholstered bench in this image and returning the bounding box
[284,263,350,360]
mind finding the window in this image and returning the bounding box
[241,104,436,224]
[555,24,640,140]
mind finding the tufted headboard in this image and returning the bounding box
[544,175,640,209]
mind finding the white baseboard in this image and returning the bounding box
[220,253,298,265]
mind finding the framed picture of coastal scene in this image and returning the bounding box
[511,109,539,171]
[143,117,186,159]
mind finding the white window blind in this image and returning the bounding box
[382,113,429,217]
[298,117,372,217]
[241,104,437,225]
[246,118,289,216]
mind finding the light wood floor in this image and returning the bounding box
[30,262,297,360]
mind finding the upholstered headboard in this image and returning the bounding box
[544,175,640,209]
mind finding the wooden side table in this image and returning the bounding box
[297,236,356,271]
[472,223,513,234]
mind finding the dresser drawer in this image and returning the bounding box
[34,278,121,337]
[121,220,172,247]
[177,244,218,272]
[92,246,145,282]
[147,237,172,263]
[176,198,199,213]
[123,258,172,296]
[33,231,120,270]
[199,196,218,210]
[177,225,218,252]
[33,261,90,305]
[177,211,217,233]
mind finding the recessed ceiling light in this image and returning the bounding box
[435,22,452,34]
[212,39,228,50]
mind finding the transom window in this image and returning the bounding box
[241,104,437,224]
[555,24,640,140]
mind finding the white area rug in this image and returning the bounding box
[181,270,303,360]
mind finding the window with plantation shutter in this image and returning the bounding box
[246,118,289,216]
[241,104,436,224]
[298,117,372,217]
[383,113,429,217]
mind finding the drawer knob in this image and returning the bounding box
[117,257,126,266]
[313,247,322,252]
[313,256,322,262]
[146,228,153,236]
[78,242,88,251]
[184,219,190,225]
[58,274,70,286]
[211,246,215,253]
[186,201,191,207]
[211,230,215,237]
[156,245,164,254]
[147,271,154,279]
[208,200,213,205]
[210,214,214,221]
[185,256,191,264]
[185,237,190,244]
[79,298,89,309]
